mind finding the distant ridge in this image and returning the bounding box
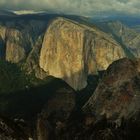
[0,10,16,16]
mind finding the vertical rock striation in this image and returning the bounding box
[40,17,126,90]
[0,20,47,63]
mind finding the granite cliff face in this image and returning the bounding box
[39,17,126,90]
[0,17,131,91]
[0,25,31,63]
[5,28,28,63]
[0,13,140,140]
[83,58,140,122]
[0,20,47,63]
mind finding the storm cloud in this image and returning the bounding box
[0,0,140,16]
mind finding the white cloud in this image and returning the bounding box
[0,0,140,16]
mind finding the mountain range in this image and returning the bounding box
[0,11,140,140]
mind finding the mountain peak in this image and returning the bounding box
[39,17,125,90]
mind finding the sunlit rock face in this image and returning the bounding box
[0,25,31,63]
[83,58,140,122]
[5,28,27,63]
[0,25,6,40]
[40,17,125,90]
[0,20,47,63]
[84,30,125,70]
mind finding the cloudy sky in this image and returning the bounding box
[0,0,140,16]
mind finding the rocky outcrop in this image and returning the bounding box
[5,28,28,63]
[39,17,126,90]
[0,20,47,63]
[0,116,28,140]
[23,34,47,79]
[36,85,75,140]
[0,25,31,63]
[0,25,6,40]
[83,58,140,122]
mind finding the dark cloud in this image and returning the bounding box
[0,0,139,16]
